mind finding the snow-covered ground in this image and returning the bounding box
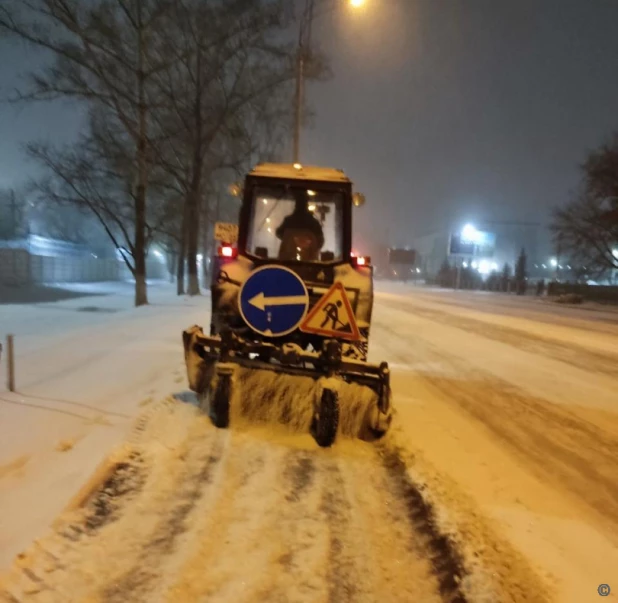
[0,281,617,602]
[370,285,618,603]
[0,281,208,570]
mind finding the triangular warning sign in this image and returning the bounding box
[300,282,361,341]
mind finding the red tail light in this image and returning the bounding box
[218,245,237,258]
[351,255,371,267]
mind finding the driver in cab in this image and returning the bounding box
[276,189,324,261]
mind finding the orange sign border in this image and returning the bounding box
[299,282,361,341]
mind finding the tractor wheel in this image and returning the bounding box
[313,388,339,448]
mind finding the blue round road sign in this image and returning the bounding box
[239,265,309,337]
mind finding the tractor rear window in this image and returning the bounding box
[247,185,344,262]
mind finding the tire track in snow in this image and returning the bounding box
[0,400,473,603]
[102,434,227,603]
[378,317,618,541]
[320,460,371,603]
[159,434,291,603]
[379,297,618,378]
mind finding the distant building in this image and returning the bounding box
[411,221,554,280]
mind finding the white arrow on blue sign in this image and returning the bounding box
[239,265,309,337]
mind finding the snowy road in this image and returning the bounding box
[1,283,617,602]
[370,286,618,603]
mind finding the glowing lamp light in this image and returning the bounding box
[550,258,558,267]
[219,245,236,258]
[293,163,302,170]
[477,259,492,275]
[308,204,316,211]
[307,190,316,196]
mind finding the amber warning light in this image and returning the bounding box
[218,245,237,258]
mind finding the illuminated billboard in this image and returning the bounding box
[449,225,496,257]
[389,248,416,265]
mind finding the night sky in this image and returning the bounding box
[2,0,618,249]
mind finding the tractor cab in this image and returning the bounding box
[240,163,353,266]
[222,163,367,273]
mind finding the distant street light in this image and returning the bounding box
[293,0,365,162]
[549,257,558,267]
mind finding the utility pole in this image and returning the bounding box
[555,233,563,282]
[293,0,314,163]
[291,0,364,162]
[8,189,18,238]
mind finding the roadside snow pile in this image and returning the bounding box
[383,424,552,603]
[553,293,584,305]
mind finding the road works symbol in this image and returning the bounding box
[239,265,309,337]
[300,282,361,341]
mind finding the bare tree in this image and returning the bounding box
[3,0,329,300]
[0,188,26,239]
[551,189,618,278]
[25,108,174,279]
[551,135,618,278]
[149,0,318,295]
[29,201,91,244]
[0,0,177,305]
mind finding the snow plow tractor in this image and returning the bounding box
[183,163,393,447]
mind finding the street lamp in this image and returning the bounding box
[293,0,364,163]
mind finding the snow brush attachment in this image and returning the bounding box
[182,326,393,447]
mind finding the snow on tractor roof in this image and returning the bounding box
[249,163,351,183]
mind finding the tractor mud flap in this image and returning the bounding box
[183,325,215,394]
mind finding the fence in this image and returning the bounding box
[0,249,167,286]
